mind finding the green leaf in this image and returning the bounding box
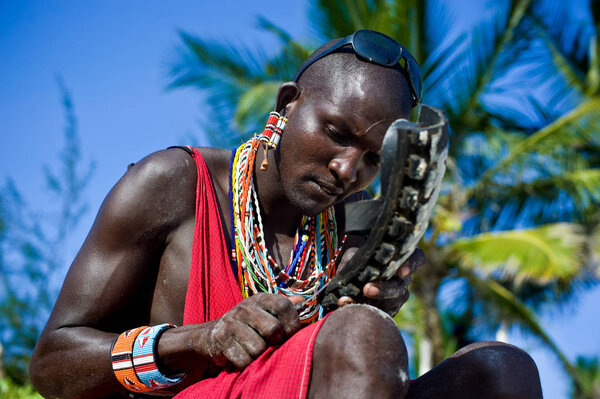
[233,82,282,133]
[473,99,600,192]
[462,271,580,383]
[450,223,586,284]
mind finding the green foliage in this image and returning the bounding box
[0,80,94,382]
[571,356,600,399]
[0,378,42,399]
[167,24,311,147]
[451,223,585,284]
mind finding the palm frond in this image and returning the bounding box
[530,0,594,73]
[503,169,600,215]
[167,33,267,143]
[450,223,587,284]
[449,0,532,128]
[306,0,433,61]
[422,32,470,113]
[531,17,587,95]
[393,294,425,335]
[307,0,397,39]
[571,356,600,399]
[233,82,282,134]
[420,0,452,56]
[474,98,600,191]
[167,27,313,146]
[307,0,364,39]
[255,17,314,78]
[590,222,600,278]
[461,270,580,383]
[168,32,267,90]
[587,28,600,96]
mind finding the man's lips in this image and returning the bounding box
[314,180,344,196]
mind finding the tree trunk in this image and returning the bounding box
[420,275,445,367]
[0,341,5,379]
[418,337,433,376]
[412,254,446,373]
[496,324,509,343]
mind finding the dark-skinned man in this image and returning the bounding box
[30,30,543,398]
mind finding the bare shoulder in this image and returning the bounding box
[98,148,201,239]
[97,146,232,239]
[196,147,232,196]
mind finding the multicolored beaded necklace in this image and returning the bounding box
[230,133,346,323]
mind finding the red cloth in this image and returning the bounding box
[176,148,325,399]
[182,147,242,324]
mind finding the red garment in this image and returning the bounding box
[182,147,242,324]
[175,148,325,399]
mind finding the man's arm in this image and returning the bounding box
[30,149,197,398]
[30,149,301,398]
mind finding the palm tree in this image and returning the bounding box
[168,0,600,390]
[571,356,600,399]
[168,19,312,148]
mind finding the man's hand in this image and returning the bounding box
[337,248,425,316]
[205,293,301,369]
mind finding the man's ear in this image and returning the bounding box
[275,82,301,114]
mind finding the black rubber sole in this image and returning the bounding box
[319,105,449,312]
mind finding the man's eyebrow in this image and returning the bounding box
[362,119,387,136]
[362,119,399,140]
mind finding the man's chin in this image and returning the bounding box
[290,195,332,218]
[283,182,339,217]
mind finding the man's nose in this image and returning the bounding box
[329,148,362,185]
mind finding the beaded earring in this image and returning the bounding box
[258,110,287,170]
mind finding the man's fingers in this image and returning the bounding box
[209,319,258,368]
[288,295,305,306]
[253,293,301,338]
[337,247,358,272]
[208,293,302,369]
[247,309,285,346]
[222,338,254,369]
[337,296,356,307]
[363,277,411,300]
[233,324,269,360]
[398,248,426,278]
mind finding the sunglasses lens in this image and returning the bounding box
[353,31,399,66]
[405,56,423,102]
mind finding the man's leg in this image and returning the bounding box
[308,304,410,399]
[407,341,543,399]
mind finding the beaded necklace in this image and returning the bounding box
[230,136,345,323]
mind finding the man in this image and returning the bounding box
[30,30,542,398]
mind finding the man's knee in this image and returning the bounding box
[308,305,410,398]
[319,304,405,346]
[314,304,409,381]
[453,341,542,397]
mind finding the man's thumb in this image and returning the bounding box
[288,295,305,306]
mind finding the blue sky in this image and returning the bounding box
[1,1,598,397]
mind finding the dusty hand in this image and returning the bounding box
[337,248,425,316]
[205,293,301,369]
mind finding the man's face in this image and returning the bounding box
[275,67,409,217]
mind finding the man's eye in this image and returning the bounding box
[365,153,381,167]
[326,126,350,145]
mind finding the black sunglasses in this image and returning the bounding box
[293,30,423,105]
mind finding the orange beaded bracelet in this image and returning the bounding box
[110,326,153,393]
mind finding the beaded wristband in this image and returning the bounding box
[111,326,153,393]
[132,323,185,389]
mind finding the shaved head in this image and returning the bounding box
[294,44,414,119]
[269,38,419,216]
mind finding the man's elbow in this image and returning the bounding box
[30,337,60,398]
[30,345,47,396]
